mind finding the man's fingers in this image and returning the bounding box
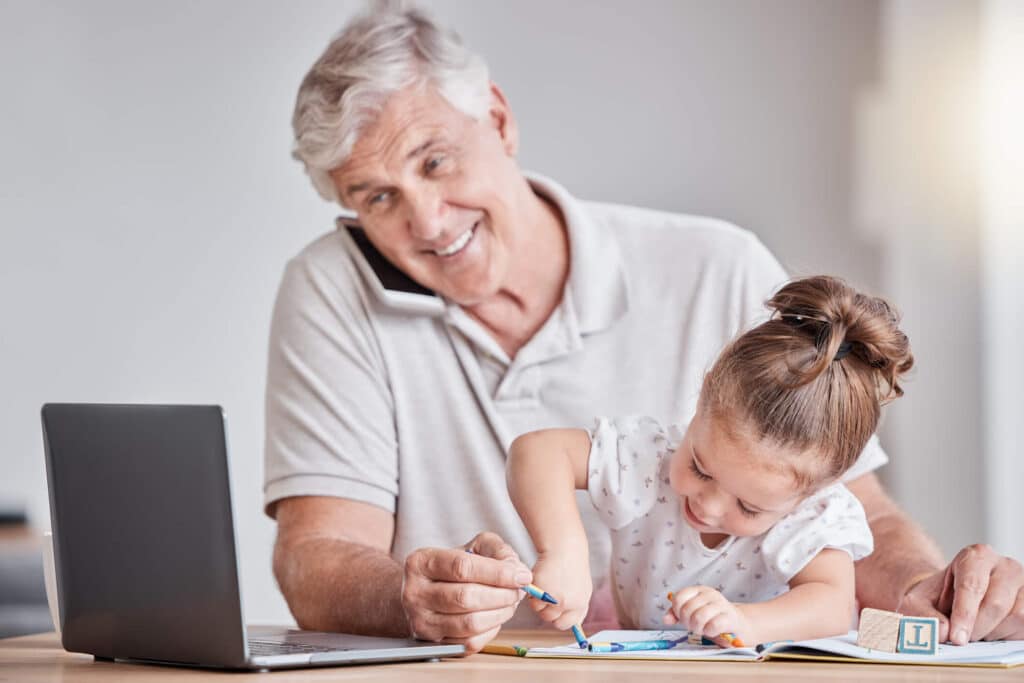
[467,531,522,564]
[412,578,522,613]
[971,557,1024,641]
[984,587,1024,641]
[444,624,502,655]
[898,571,950,642]
[903,597,951,643]
[411,547,530,588]
[410,604,516,643]
[948,545,998,645]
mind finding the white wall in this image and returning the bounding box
[981,0,1024,562]
[1,1,1000,624]
[855,0,986,561]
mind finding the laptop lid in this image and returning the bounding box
[42,403,250,668]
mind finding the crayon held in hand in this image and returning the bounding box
[666,591,746,647]
[463,549,557,605]
[571,624,588,648]
[523,583,558,604]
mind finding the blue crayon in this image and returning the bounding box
[463,550,558,605]
[588,639,681,653]
[522,583,558,604]
[571,624,588,648]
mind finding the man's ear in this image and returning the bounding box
[486,82,519,156]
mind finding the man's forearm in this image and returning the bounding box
[273,535,408,636]
[852,476,944,610]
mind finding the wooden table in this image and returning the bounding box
[2,629,1022,682]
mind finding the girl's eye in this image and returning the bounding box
[737,501,761,518]
[688,459,712,482]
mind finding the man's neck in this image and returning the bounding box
[463,184,569,359]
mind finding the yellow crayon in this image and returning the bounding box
[481,643,528,656]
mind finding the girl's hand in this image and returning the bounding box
[664,585,752,647]
[529,549,592,630]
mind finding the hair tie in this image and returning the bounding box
[781,315,852,361]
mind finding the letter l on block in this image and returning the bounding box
[897,616,939,655]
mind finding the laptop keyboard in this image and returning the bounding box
[248,639,343,656]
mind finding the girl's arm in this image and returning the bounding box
[739,548,856,644]
[506,428,593,629]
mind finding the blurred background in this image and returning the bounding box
[1,0,1020,636]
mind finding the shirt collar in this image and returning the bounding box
[526,172,629,335]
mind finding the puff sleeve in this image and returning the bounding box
[759,483,874,585]
[586,416,675,531]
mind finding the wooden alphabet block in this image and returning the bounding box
[856,607,901,652]
[898,616,939,654]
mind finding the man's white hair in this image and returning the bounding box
[291,1,491,204]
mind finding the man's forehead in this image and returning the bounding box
[333,115,454,189]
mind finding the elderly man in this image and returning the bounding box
[264,4,1024,653]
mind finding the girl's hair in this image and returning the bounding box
[701,275,914,488]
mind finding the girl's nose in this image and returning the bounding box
[696,487,728,519]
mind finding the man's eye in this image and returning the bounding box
[424,156,446,173]
[368,191,391,207]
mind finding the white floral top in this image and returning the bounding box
[587,415,873,629]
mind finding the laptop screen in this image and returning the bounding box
[42,404,249,667]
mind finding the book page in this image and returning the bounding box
[767,632,1024,665]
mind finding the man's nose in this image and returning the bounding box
[405,185,448,241]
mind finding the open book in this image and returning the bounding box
[487,629,1024,668]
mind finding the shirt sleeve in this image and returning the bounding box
[586,416,673,531]
[262,252,399,518]
[841,434,889,482]
[759,483,874,586]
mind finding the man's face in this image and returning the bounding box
[329,84,522,306]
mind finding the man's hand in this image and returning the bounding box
[900,544,1024,644]
[401,531,531,653]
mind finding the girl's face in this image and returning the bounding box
[668,408,811,539]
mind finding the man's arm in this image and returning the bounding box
[272,496,532,652]
[848,472,1024,644]
[273,496,407,635]
[846,472,944,611]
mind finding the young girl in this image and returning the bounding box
[507,275,914,646]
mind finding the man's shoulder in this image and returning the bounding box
[288,227,354,274]
[578,199,774,278]
[580,199,762,253]
[274,227,366,312]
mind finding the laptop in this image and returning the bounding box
[40,403,463,670]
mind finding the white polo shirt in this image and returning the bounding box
[262,173,887,624]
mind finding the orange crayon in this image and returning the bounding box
[666,591,746,648]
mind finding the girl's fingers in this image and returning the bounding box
[678,592,719,629]
[690,602,727,636]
